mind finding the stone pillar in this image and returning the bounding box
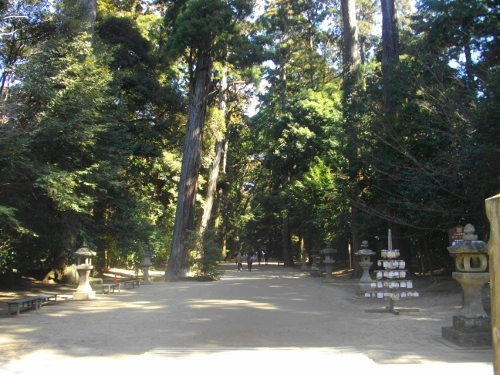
[320,243,338,282]
[300,248,308,272]
[486,194,500,373]
[441,224,491,347]
[141,245,153,285]
[355,240,375,296]
[73,242,97,300]
[309,248,320,277]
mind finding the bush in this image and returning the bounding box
[189,230,224,281]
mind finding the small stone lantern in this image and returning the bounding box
[320,242,338,282]
[442,224,491,347]
[309,248,320,277]
[355,240,375,296]
[73,241,97,300]
[300,248,308,272]
[141,244,153,285]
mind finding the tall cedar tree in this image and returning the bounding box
[341,0,363,254]
[164,0,253,279]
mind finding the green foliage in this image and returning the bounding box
[0,1,186,280]
[249,4,345,254]
[165,0,255,61]
[0,205,31,273]
[0,0,499,281]
[188,230,224,280]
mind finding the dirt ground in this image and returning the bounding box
[0,262,494,374]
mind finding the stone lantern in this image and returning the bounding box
[320,242,338,282]
[73,241,97,300]
[309,248,320,277]
[141,244,153,285]
[300,248,308,272]
[355,240,375,296]
[442,224,491,347]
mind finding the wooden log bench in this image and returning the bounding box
[123,280,140,289]
[100,283,120,294]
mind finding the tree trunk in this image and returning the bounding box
[199,66,227,237]
[85,0,97,31]
[165,47,212,280]
[77,0,96,32]
[381,0,399,114]
[342,0,360,73]
[283,212,293,266]
[199,140,223,235]
[341,0,362,267]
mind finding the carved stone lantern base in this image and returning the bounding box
[323,261,335,283]
[441,272,491,347]
[141,266,153,285]
[441,224,491,347]
[355,281,373,297]
[355,241,375,297]
[441,318,492,347]
[73,266,96,300]
[73,291,96,300]
[141,247,153,284]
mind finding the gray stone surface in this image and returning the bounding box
[442,326,492,348]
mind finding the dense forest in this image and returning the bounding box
[0,0,498,283]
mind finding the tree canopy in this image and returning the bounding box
[0,0,498,284]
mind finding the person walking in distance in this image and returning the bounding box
[247,251,254,271]
[236,252,243,272]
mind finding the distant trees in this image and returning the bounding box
[247,0,499,271]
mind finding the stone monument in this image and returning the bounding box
[73,241,97,300]
[300,248,308,272]
[309,248,320,277]
[320,242,338,282]
[442,223,491,347]
[355,240,375,296]
[141,245,153,285]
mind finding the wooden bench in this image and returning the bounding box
[6,296,41,316]
[123,280,140,289]
[6,293,63,317]
[100,283,120,294]
[38,294,58,306]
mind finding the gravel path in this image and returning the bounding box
[0,262,494,374]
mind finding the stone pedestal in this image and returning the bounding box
[73,264,96,300]
[442,272,491,347]
[355,241,375,296]
[141,247,153,285]
[453,272,489,318]
[442,316,492,347]
[300,249,308,273]
[309,249,320,277]
[441,224,491,347]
